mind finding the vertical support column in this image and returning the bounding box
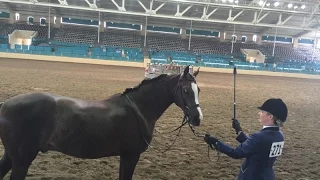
[98,12,100,43]
[9,10,16,24]
[144,16,147,47]
[292,38,299,48]
[188,20,192,50]
[180,28,187,39]
[231,25,235,54]
[99,17,104,32]
[140,24,145,35]
[312,31,317,60]
[54,15,61,28]
[256,35,262,45]
[48,7,51,39]
[219,31,225,42]
[272,27,278,56]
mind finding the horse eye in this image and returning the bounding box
[184,89,188,93]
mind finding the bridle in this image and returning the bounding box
[173,81,221,162]
[124,79,220,162]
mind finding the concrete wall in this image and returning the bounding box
[0,52,145,68]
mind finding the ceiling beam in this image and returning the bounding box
[85,0,97,9]
[202,7,219,19]
[2,0,320,32]
[57,0,68,6]
[255,12,269,23]
[175,5,193,17]
[154,0,320,16]
[282,15,292,25]
[258,19,278,34]
[308,2,320,20]
[294,24,320,38]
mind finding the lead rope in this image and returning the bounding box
[185,118,221,162]
[125,94,189,154]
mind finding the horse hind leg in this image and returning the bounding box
[119,154,141,180]
[0,151,12,180]
[8,144,39,180]
[4,124,41,180]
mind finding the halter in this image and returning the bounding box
[124,80,220,161]
[174,83,221,162]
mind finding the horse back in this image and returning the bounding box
[0,92,57,122]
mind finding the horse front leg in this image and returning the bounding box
[0,151,12,180]
[119,154,141,180]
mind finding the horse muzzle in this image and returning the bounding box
[190,115,201,126]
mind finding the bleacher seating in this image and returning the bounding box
[101,30,141,48]
[190,38,221,54]
[91,47,143,62]
[0,23,14,36]
[0,43,9,51]
[190,38,260,55]
[53,25,97,45]
[1,21,320,75]
[55,46,88,58]
[149,50,197,65]
[147,33,187,52]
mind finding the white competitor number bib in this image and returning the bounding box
[269,141,284,157]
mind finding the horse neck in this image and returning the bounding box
[129,76,179,125]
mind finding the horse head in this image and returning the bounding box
[173,66,203,128]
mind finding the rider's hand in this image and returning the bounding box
[204,134,219,145]
[232,118,242,134]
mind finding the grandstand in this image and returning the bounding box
[0,0,320,74]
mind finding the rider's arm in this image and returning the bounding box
[215,133,260,159]
[235,131,248,143]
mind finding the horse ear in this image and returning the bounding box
[183,66,190,76]
[193,67,200,77]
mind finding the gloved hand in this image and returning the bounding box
[204,134,219,145]
[232,118,242,134]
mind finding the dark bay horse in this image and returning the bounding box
[0,65,203,180]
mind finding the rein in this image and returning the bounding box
[125,93,183,153]
[124,87,220,161]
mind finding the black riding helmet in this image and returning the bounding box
[257,98,288,122]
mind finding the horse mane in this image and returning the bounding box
[121,74,170,95]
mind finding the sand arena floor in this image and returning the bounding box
[0,58,319,180]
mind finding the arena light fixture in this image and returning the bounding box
[301,5,306,9]
[274,2,279,7]
[266,3,270,6]
[221,0,226,3]
[235,0,239,3]
[228,0,233,3]
[294,5,298,9]
[288,3,292,8]
[258,0,264,6]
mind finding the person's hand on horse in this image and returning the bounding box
[232,118,242,134]
[204,134,219,146]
